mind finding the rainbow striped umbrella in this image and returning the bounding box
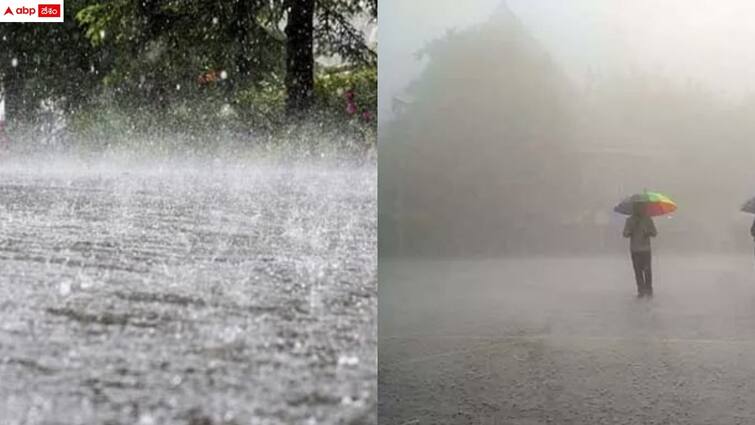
[614,191,677,217]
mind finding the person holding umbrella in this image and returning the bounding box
[615,191,677,298]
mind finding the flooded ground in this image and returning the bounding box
[0,159,376,425]
[380,256,755,425]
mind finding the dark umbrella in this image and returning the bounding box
[741,197,755,214]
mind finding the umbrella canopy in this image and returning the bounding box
[741,197,755,214]
[614,191,677,217]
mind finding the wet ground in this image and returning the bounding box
[0,160,376,425]
[380,256,755,425]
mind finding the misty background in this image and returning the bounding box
[379,0,755,257]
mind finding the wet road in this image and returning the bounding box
[380,256,755,425]
[0,160,376,425]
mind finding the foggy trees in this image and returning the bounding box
[380,5,582,257]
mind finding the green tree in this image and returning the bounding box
[0,0,377,141]
[75,0,376,116]
[76,0,286,109]
[285,0,376,117]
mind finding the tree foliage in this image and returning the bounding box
[0,0,377,137]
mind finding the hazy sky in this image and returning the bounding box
[379,0,755,123]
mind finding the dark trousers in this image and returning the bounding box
[631,250,652,296]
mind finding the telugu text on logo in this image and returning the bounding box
[38,4,60,17]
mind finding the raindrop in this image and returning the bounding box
[219,104,233,116]
[212,17,219,25]
[79,274,93,290]
[220,70,228,80]
[11,58,17,67]
[137,414,155,425]
[99,30,106,40]
[59,280,71,296]
[337,355,359,367]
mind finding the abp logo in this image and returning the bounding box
[0,1,63,21]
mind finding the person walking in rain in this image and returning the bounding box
[623,202,657,297]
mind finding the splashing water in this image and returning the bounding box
[0,158,377,424]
